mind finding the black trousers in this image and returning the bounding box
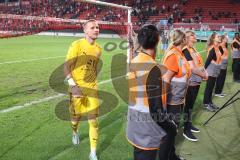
[232,58,240,80]
[134,146,180,160]
[167,104,182,126]
[215,69,227,94]
[184,85,200,131]
[158,104,182,160]
[134,131,180,160]
[203,76,217,104]
[134,105,182,160]
[134,147,158,160]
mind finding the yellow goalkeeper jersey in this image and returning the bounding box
[66,38,102,94]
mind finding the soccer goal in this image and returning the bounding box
[81,0,133,67]
[0,0,133,66]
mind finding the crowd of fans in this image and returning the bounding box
[0,0,128,22]
[0,0,239,31]
[131,0,187,26]
[0,17,52,38]
[0,0,86,19]
[209,10,238,23]
[0,15,81,32]
[129,0,239,25]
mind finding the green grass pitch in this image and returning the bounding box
[0,35,239,160]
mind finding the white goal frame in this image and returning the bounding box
[1,0,133,70]
[80,0,133,71]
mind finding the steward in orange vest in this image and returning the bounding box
[126,25,180,160]
[215,35,229,96]
[203,32,222,112]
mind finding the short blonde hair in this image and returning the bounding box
[83,19,97,29]
[171,29,186,46]
[185,30,195,37]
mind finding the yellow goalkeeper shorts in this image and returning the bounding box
[69,94,99,117]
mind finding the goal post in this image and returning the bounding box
[0,0,133,73]
[79,0,133,71]
[81,0,132,10]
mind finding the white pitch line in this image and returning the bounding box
[0,94,65,114]
[0,48,206,65]
[198,50,206,53]
[98,75,126,85]
[0,49,206,113]
[0,75,126,114]
[0,56,65,65]
[0,54,117,65]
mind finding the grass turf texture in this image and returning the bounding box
[0,35,239,160]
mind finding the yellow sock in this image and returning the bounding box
[71,121,79,133]
[88,119,99,150]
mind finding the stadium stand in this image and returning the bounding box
[0,0,239,23]
[0,0,239,38]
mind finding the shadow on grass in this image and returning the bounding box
[0,118,51,159]
[98,105,125,158]
[203,126,240,160]
[175,80,240,159]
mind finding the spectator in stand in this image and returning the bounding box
[160,31,169,54]
[162,4,166,13]
[167,6,171,12]
[168,14,174,25]
[180,0,188,5]
[234,19,238,24]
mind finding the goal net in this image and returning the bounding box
[0,0,133,119]
[0,0,133,68]
[0,0,132,38]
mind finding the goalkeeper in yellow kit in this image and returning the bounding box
[64,19,101,160]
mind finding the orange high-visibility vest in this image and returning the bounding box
[231,39,240,50]
[127,52,166,150]
[207,45,222,64]
[182,46,204,86]
[183,46,204,68]
[163,46,191,78]
[206,46,222,77]
[220,44,229,59]
[128,52,156,108]
[162,46,191,105]
[220,44,229,70]
[231,39,240,59]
